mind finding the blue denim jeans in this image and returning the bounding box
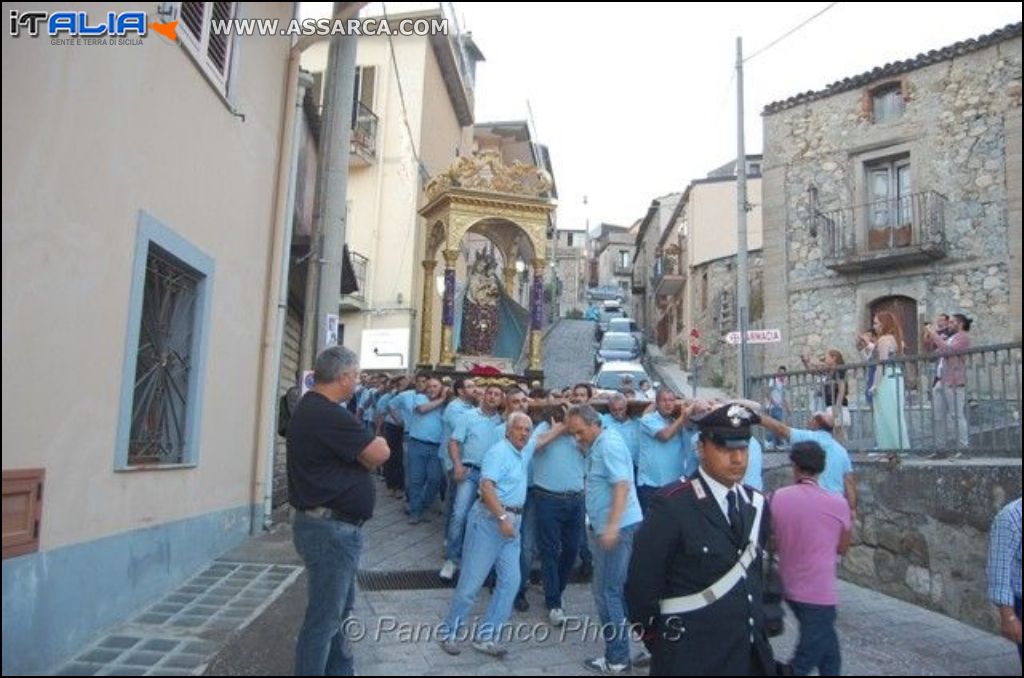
[787,599,841,676]
[590,522,638,666]
[292,511,363,676]
[445,467,482,562]
[518,491,538,594]
[441,503,521,642]
[407,438,442,519]
[534,491,585,609]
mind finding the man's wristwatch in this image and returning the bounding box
[497,513,508,522]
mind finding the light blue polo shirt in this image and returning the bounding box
[359,387,377,423]
[481,438,534,507]
[389,389,417,429]
[439,398,476,470]
[788,428,853,495]
[743,436,764,491]
[496,420,539,485]
[450,407,503,467]
[638,412,695,488]
[586,428,643,534]
[601,413,640,465]
[407,393,443,443]
[531,421,586,493]
[376,392,395,425]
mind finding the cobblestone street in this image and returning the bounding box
[542,319,599,390]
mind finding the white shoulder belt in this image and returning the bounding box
[658,491,765,615]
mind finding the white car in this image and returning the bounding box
[592,360,655,391]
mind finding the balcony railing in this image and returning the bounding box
[749,342,1022,456]
[613,264,632,276]
[817,190,947,273]
[341,249,368,310]
[350,102,378,163]
[652,255,683,297]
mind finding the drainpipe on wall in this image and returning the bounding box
[252,3,368,533]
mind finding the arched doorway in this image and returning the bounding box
[869,295,919,355]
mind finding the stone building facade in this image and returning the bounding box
[689,253,765,391]
[761,23,1022,371]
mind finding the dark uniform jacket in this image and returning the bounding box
[626,474,775,676]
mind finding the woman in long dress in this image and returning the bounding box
[870,311,910,450]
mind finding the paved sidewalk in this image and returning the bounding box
[200,480,1021,676]
[646,344,732,401]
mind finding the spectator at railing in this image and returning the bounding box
[801,350,850,442]
[763,366,791,450]
[856,330,878,405]
[870,312,910,451]
[924,314,973,448]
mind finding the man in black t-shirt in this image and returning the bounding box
[288,346,390,676]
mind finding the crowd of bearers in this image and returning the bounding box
[320,360,854,673]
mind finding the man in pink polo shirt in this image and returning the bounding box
[770,441,852,676]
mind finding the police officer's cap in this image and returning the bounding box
[692,402,760,449]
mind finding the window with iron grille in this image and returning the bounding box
[117,212,214,470]
[177,2,237,96]
[128,248,200,465]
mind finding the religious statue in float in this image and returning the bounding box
[460,249,501,355]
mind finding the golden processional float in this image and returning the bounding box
[415,151,556,390]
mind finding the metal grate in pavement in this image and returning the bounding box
[357,569,454,591]
[357,567,588,591]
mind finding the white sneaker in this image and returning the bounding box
[439,559,457,581]
[548,607,566,626]
[472,639,508,657]
[583,656,630,675]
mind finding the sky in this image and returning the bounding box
[307,2,1021,232]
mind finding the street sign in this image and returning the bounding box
[725,328,782,345]
[360,328,410,369]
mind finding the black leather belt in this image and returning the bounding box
[532,486,583,499]
[301,507,367,527]
[462,462,480,470]
[410,437,440,446]
[503,505,524,514]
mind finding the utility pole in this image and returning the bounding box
[735,36,751,398]
[299,11,358,371]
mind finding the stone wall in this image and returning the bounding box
[762,33,1022,369]
[689,253,764,392]
[765,458,1022,632]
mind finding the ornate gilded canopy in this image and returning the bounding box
[419,150,556,262]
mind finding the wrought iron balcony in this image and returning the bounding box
[652,255,684,297]
[817,190,947,273]
[340,248,368,311]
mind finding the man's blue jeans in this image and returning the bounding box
[534,491,584,609]
[407,439,442,520]
[787,599,841,676]
[518,492,538,594]
[768,405,785,446]
[590,522,638,666]
[441,503,521,642]
[292,511,363,676]
[445,467,481,562]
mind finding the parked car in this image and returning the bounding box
[595,332,642,371]
[607,317,645,355]
[586,284,623,302]
[592,360,656,392]
[595,308,626,340]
